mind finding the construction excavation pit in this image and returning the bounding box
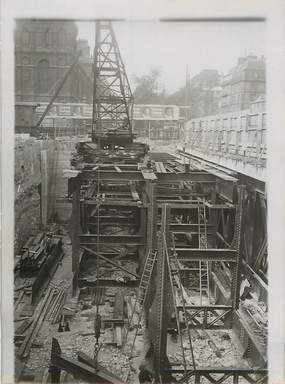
[13,19,268,384]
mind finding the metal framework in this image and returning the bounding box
[171,368,267,384]
[92,21,134,144]
[65,21,268,384]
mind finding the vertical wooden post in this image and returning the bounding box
[231,186,245,309]
[40,150,48,227]
[145,180,157,253]
[70,176,81,295]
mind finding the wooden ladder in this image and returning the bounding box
[198,202,210,305]
[126,249,157,353]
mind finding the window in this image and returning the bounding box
[37,59,49,93]
[58,57,65,66]
[43,29,50,47]
[22,68,30,93]
[36,32,42,47]
[23,29,29,45]
[236,131,242,145]
[22,56,29,65]
[262,113,266,129]
[58,29,66,47]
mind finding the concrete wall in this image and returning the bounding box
[15,137,44,253]
[14,136,79,253]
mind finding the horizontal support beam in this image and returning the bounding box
[158,203,199,209]
[157,199,200,204]
[79,234,144,245]
[157,187,206,196]
[78,278,139,288]
[158,172,216,183]
[83,200,141,207]
[168,367,267,374]
[176,248,237,262]
[86,216,136,224]
[204,201,235,209]
[81,171,143,181]
[158,223,213,233]
[81,170,216,183]
[176,305,232,310]
[86,222,135,228]
[81,163,138,170]
[82,251,137,259]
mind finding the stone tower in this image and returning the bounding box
[15,20,92,103]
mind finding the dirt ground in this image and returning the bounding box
[15,225,264,384]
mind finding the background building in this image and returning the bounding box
[132,104,184,140]
[187,69,222,118]
[220,55,265,113]
[15,20,93,103]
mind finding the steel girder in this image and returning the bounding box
[80,169,217,183]
[50,338,125,384]
[169,368,267,384]
[176,248,237,262]
[79,234,144,246]
[174,306,233,329]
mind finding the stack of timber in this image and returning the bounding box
[16,232,63,304]
[16,285,67,360]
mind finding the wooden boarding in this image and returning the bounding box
[141,170,157,180]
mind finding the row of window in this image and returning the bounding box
[18,56,67,66]
[16,60,80,94]
[189,128,266,146]
[15,28,75,49]
[188,112,266,132]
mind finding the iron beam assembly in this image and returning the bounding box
[176,248,237,262]
[176,305,232,310]
[168,367,267,379]
[81,245,139,278]
[50,338,125,384]
[78,278,139,288]
[86,215,135,224]
[81,170,216,183]
[157,223,213,234]
[79,234,144,246]
[83,199,141,207]
[82,251,137,259]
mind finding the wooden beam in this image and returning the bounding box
[176,248,237,262]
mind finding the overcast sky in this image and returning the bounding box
[76,20,266,93]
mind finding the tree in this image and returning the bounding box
[133,67,166,104]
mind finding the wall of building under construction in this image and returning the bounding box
[14,137,75,253]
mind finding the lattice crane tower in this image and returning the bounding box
[91,21,134,145]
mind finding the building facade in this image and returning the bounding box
[132,104,184,140]
[220,56,265,113]
[15,20,93,103]
[189,69,222,118]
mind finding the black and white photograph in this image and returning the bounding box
[2,1,285,383]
